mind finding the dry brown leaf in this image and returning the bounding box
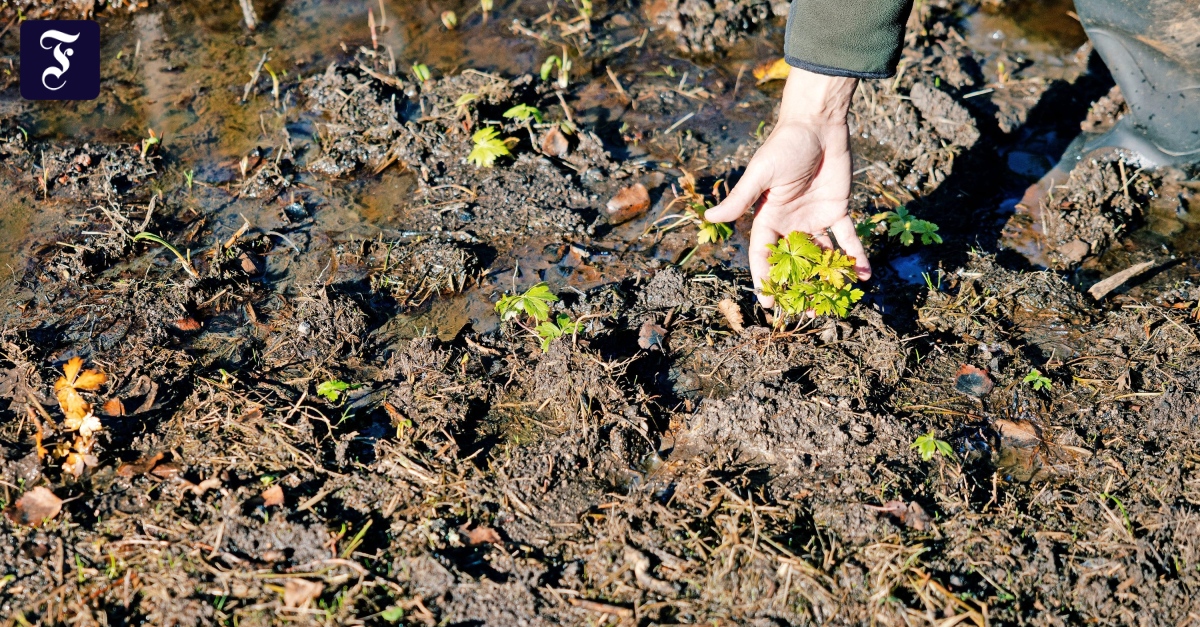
[283,578,325,608]
[261,484,285,508]
[8,486,63,527]
[117,452,165,477]
[182,477,222,497]
[866,500,932,531]
[172,317,202,332]
[540,126,570,158]
[717,298,744,333]
[53,357,106,431]
[465,525,502,545]
[101,398,125,416]
[638,319,667,351]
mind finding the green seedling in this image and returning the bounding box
[503,104,543,124]
[883,206,942,246]
[381,606,405,622]
[760,231,864,320]
[184,169,195,191]
[536,314,580,352]
[317,379,358,402]
[1024,368,1052,392]
[495,282,558,324]
[411,63,431,83]
[911,431,955,462]
[468,127,511,168]
[455,92,478,117]
[140,129,160,161]
[539,48,572,89]
[132,232,200,278]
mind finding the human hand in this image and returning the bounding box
[705,68,871,308]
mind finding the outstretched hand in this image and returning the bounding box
[705,68,871,308]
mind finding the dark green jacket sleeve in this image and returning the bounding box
[785,0,914,79]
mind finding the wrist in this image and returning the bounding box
[777,67,857,126]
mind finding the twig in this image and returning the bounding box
[238,0,258,30]
[241,51,270,102]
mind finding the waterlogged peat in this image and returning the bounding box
[0,0,1198,626]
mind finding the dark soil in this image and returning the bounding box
[0,1,1199,626]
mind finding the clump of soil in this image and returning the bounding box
[650,0,783,53]
[1038,154,1154,268]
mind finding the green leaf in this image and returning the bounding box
[1024,369,1052,391]
[911,431,955,462]
[381,606,405,622]
[317,380,350,402]
[697,220,732,245]
[468,127,511,168]
[763,231,864,320]
[495,282,559,324]
[884,206,942,247]
[503,104,543,123]
[411,63,431,82]
[540,56,560,81]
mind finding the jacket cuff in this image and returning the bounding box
[784,0,913,78]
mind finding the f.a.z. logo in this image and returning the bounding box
[21,20,100,100]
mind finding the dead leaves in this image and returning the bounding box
[462,524,502,545]
[7,486,63,527]
[605,183,651,225]
[954,364,993,397]
[638,319,667,351]
[993,418,1092,483]
[865,500,932,531]
[717,298,743,334]
[753,58,791,84]
[54,356,106,436]
[283,578,325,608]
[261,484,285,508]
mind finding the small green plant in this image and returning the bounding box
[760,231,864,319]
[503,104,543,124]
[883,206,942,246]
[133,232,200,278]
[535,314,580,352]
[697,213,733,245]
[317,379,357,402]
[539,49,572,89]
[411,63,431,83]
[911,431,955,461]
[381,606,405,622]
[468,127,511,168]
[1024,368,1052,392]
[184,169,195,191]
[140,129,160,161]
[495,282,558,324]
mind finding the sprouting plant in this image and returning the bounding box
[911,431,955,461]
[317,379,353,402]
[381,606,405,623]
[480,0,493,22]
[760,231,864,320]
[653,170,732,256]
[184,169,195,191]
[140,129,160,161]
[441,10,457,29]
[539,48,572,89]
[1024,368,1052,392]
[883,206,942,246]
[468,127,511,168]
[535,314,580,352]
[132,232,200,278]
[503,104,543,124]
[495,282,558,324]
[455,92,477,117]
[411,63,431,83]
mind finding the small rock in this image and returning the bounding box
[954,364,993,397]
[606,183,651,225]
[638,319,667,350]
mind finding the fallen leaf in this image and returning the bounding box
[605,183,651,225]
[8,487,63,527]
[865,500,931,531]
[261,484,285,508]
[101,398,125,416]
[171,317,202,332]
[53,357,106,432]
[283,578,325,608]
[540,126,570,158]
[717,298,743,333]
[182,477,222,497]
[150,461,182,479]
[117,451,165,477]
[954,364,993,397]
[753,58,791,84]
[464,525,502,545]
[993,418,1089,483]
[638,319,667,351]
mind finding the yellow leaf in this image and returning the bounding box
[56,386,91,426]
[72,369,107,391]
[62,356,84,386]
[754,58,791,84]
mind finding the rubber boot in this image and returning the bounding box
[1076,0,1200,166]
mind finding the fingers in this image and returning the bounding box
[748,224,778,308]
[830,216,872,280]
[704,162,769,223]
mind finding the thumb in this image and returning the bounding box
[704,163,770,223]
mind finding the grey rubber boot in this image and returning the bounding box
[1076,0,1200,166]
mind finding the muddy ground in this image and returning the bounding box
[0,0,1198,625]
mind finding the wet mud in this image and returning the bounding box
[0,0,1198,625]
